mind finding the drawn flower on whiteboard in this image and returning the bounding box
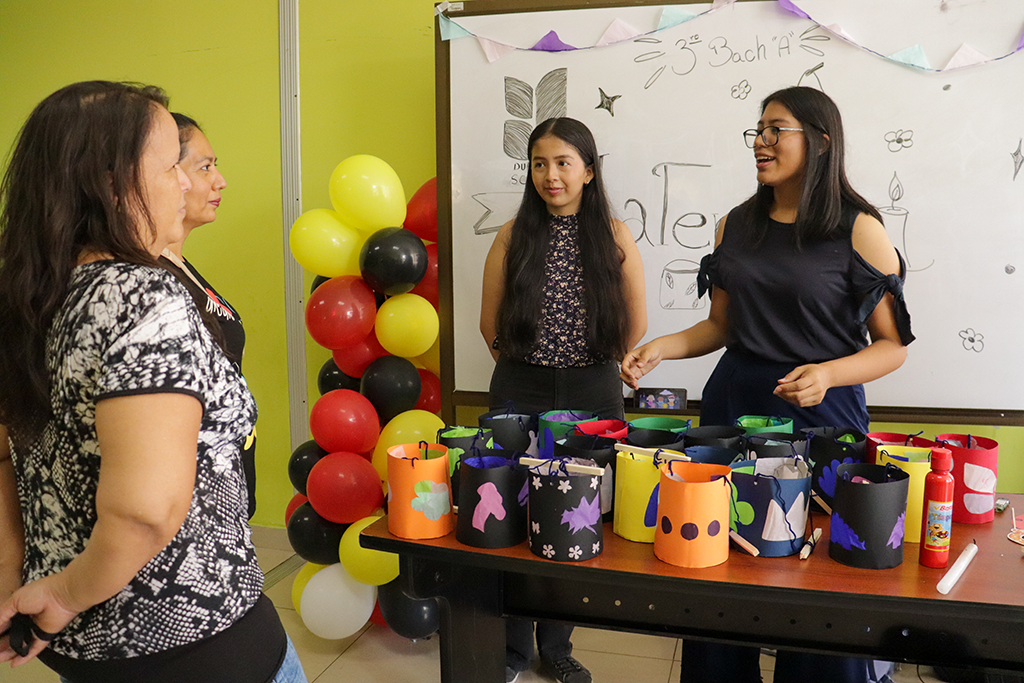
[885,129,914,153]
[959,328,984,352]
[731,79,751,100]
[543,544,555,558]
[633,35,698,90]
[568,545,583,560]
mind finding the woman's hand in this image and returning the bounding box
[774,364,834,407]
[620,341,665,390]
[0,574,79,666]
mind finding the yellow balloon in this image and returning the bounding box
[291,562,328,615]
[414,335,441,376]
[289,208,363,277]
[375,293,439,358]
[339,514,398,586]
[370,409,446,483]
[329,155,406,232]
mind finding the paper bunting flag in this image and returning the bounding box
[822,23,856,43]
[777,0,810,20]
[438,13,472,42]
[597,18,642,47]
[942,43,991,71]
[658,6,698,31]
[711,0,735,9]
[531,30,576,52]
[477,37,517,64]
[887,44,932,70]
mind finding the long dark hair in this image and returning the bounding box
[742,86,881,246]
[497,117,631,361]
[0,81,168,438]
[172,111,203,156]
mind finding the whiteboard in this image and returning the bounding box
[444,0,1024,412]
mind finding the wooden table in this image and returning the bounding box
[361,494,1024,682]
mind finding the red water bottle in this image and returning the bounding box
[920,447,955,568]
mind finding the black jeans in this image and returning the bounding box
[488,357,625,420]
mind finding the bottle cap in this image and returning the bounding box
[930,447,952,472]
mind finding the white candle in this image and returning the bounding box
[936,541,978,595]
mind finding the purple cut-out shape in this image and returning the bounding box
[818,458,855,498]
[887,511,906,549]
[830,512,866,550]
[777,0,811,20]
[681,522,699,540]
[644,483,659,527]
[472,482,507,532]
[561,494,601,534]
[518,479,529,507]
[531,30,577,52]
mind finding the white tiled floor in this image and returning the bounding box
[5,526,949,683]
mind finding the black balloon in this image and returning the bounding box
[287,439,328,495]
[310,274,330,295]
[359,227,428,296]
[317,358,360,395]
[360,355,422,425]
[377,577,439,639]
[286,502,349,565]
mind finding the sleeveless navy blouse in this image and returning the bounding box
[698,205,914,365]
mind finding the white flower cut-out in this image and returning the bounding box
[533,476,543,490]
[558,479,572,494]
[568,545,582,560]
[543,544,555,558]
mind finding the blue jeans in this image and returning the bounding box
[60,636,307,683]
[272,636,308,683]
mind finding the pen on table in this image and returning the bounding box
[936,539,978,595]
[799,527,822,560]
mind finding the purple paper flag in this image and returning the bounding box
[1018,24,1024,51]
[531,30,576,52]
[777,0,811,20]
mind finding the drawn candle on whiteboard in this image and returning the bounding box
[880,174,937,272]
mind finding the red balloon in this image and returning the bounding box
[403,177,437,242]
[332,327,389,378]
[305,276,377,350]
[409,243,438,309]
[306,452,385,524]
[415,369,441,414]
[369,600,388,628]
[309,389,380,454]
[285,492,308,525]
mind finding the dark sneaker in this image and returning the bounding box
[541,655,592,683]
[506,666,522,683]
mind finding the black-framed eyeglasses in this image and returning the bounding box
[743,126,804,148]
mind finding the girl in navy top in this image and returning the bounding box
[621,87,914,683]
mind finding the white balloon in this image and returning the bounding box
[299,562,376,639]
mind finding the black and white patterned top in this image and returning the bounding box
[526,213,595,368]
[10,261,261,660]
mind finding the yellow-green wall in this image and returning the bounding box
[298,1,437,426]
[2,1,1019,536]
[0,1,291,526]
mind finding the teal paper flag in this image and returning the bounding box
[887,44,932,70]
[439,14,473,41]
[658,6,697,30]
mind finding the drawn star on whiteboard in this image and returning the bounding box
[1011,138,1024,180]
[595,87,621,116]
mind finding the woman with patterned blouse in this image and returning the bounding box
[0,82,304,683]
[480,117,647,683]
